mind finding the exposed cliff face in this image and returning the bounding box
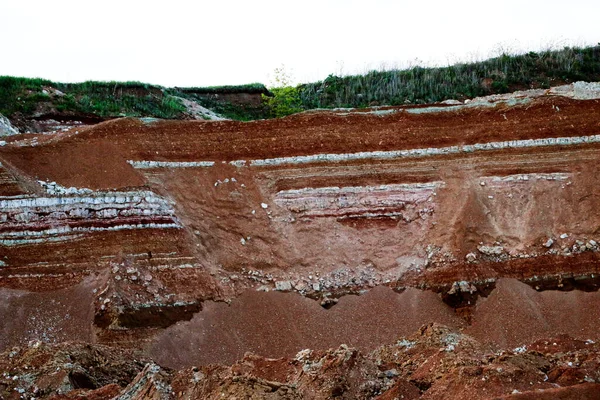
[1,85,600,398]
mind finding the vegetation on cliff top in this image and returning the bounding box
[297,45,600,109]
[1,44,599,124]
[0,78,270,122]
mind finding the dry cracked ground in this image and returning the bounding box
[1,83,600,399]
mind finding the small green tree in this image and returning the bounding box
[263,65,303,118]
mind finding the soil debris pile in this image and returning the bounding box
[3,324,600,399]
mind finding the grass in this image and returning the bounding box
[0,77,269,121]
[0,76,187,119]
[298,45,600,109]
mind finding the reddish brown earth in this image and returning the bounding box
[1,87,600,398]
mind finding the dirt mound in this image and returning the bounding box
[466,279,600,348]
[0,275,101,351]
[150,286,463,367]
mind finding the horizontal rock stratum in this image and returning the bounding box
[1,85,600,399]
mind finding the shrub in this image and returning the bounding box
[262,86,302,118]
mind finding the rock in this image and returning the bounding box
[293,280,308,291]
[544,238,554,248]
[275,280,292,291]
[320,297,338,307]
[384,368,399,378]
[465,253,477,262]
[560,233,569,239]
[459,281,476,293]
[0,113,19,136]
[261,203,269,209]
[477,245,504,256]
[448,280,477,295]
[441,99,462,105]
[118,363,172,399]
[573,81,600,100]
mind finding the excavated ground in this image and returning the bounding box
[1,85,600,398]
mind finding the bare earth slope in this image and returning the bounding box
[1,84,600,398]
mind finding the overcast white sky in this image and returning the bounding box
[2,0,599,87]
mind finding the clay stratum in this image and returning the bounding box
[1,82,600,399]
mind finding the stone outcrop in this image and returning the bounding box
[0,113,18,137]
[274,182,441,220]
[0,187,179,246]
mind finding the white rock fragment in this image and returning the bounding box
[513,345,527,354]
[543,238,554,248]
[448,281,477,295]
[560,233,569,239]
[477,245,504,256]
[441,99,462,105]
[275,280,292,291]
[261,203,269,209]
